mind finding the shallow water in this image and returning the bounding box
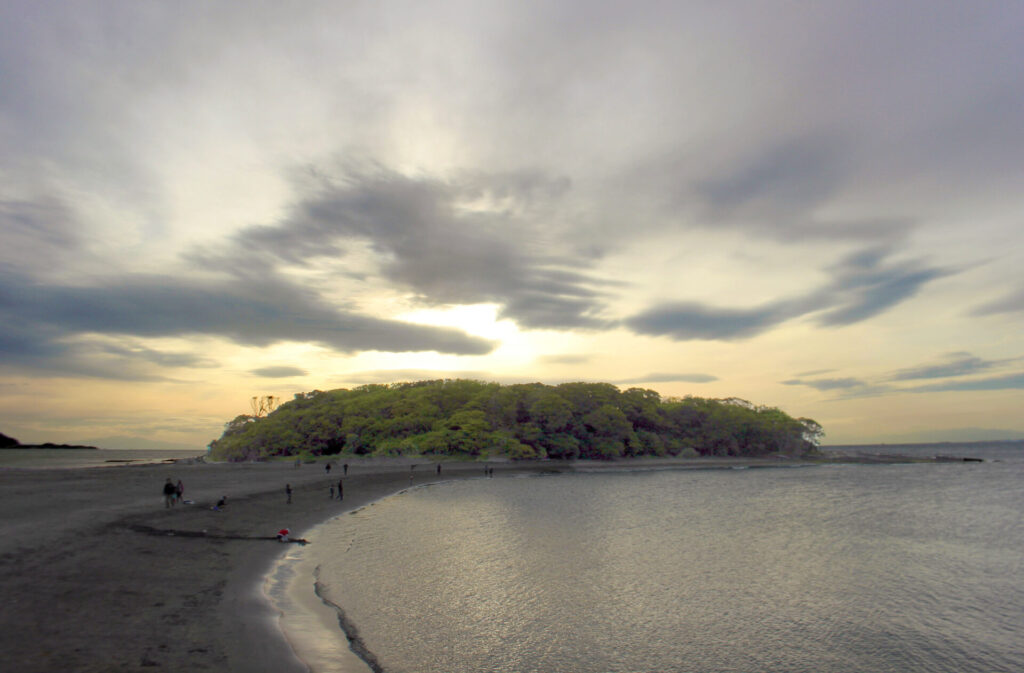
[278,446,1024,673]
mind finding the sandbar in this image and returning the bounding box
[0,453,915,671]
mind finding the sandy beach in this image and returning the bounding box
[0,453,906,671]
[0,456,582,671]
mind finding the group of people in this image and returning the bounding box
[161,477,227,510]
[324,462,349,475]
[162,478,185,508]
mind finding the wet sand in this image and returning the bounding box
[0,457,558,671]
[0,454,909,671]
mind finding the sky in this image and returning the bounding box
[2,1,1023,450]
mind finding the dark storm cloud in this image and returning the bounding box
[626,246,953,341]
[250,366,308,378]
[886,353,1010,382]
[197,166,615,330]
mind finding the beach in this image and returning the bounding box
[0,453,923,671]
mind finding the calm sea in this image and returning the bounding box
[272,444,1024,673]
[0,448,203,469]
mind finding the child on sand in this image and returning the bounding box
[276,528,309,544]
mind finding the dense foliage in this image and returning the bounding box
[207,380,823,462]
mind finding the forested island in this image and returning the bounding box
[207,380,823,462]
[0,432,98,450]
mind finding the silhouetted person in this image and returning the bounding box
[437,463,441,475]
[286,483,292,504]
[325,463,331,474]
[343,463,348,475]
[337,479,344,501]
[163,478,176,508]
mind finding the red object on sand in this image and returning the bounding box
[278,529,289,537]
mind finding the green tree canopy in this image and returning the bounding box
[207,379,822,462]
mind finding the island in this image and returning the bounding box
[208,379,824,462]
[0,431,98,450]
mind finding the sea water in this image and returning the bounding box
[273,445,1024,673]
[0,448,202,469]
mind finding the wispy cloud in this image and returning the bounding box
[0,266,495,379]
[250,366,308,378]
[814,247,953,327]
[907,372,1024,393]
[886,352,1011,381]
[613,372,718,384]
[784,351,1023,398]
[971,286,1024,316]
[192,165,617,331]
[626,245,952,341]
[781,377,866,392]
[796,368,836,377]
[537,354,593,365]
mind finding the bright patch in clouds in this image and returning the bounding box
[396,304,513,340]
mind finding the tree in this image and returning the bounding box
[529,392,573,433]
[250,395,278,417]
[798,418,825,446]
[205,379,821,462]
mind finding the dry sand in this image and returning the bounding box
[0,454,869,671]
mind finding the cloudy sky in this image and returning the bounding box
[2,1,1023,449]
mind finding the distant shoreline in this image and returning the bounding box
[0,443,98,450]
[823,438,1024,449]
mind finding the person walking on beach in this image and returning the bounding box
[163,478,177,508]
[436,463,441,476]
[286,483,292,504]
[337,478,344,501]
[175,479,184,504]
[325,463,331,474]
[343,463,348,475]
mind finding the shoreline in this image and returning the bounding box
[0,453,960,671]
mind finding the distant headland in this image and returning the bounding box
[0,432,98,450]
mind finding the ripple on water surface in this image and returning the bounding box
[287,464,1024,673]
